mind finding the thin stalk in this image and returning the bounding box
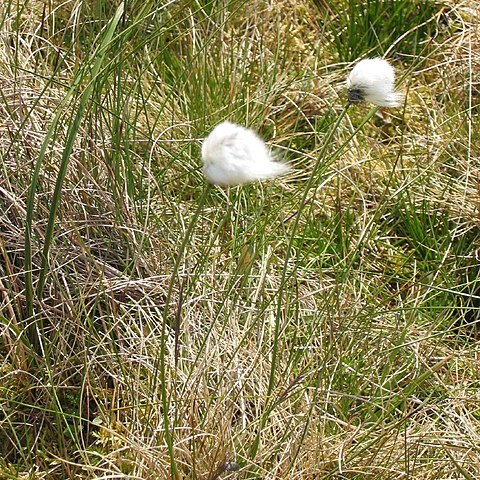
[250,103,380,460]
[269,104,351,394]
[157,182,213,480]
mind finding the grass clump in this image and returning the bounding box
[1,0,480,479]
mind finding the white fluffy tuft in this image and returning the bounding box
[346,58,404,107]
[201,121,289,187]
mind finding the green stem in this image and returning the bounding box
[269,104,352,396]
[158,183,213,480]
[251,103,379,461]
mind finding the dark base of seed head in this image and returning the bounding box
[348,88,365,104]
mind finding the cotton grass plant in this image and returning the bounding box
[201,121,289,186]
[346,58,404,107]
[1,0,480,479]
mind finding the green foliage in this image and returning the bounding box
[316,0,440,62]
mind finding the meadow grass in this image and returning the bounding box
[0,0,479,478]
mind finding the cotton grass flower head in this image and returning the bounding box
[201,121,289,187]
[346,57,404,107]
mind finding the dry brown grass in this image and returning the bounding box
[1,0,480,479]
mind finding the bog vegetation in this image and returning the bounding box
[0,0,479,478]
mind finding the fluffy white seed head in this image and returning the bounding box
[201,121,289,187]
[346,58,404,107]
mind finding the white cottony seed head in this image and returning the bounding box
[201,121,289,187]
[346,58,404,107]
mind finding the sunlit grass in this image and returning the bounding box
[1,0,479,479]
